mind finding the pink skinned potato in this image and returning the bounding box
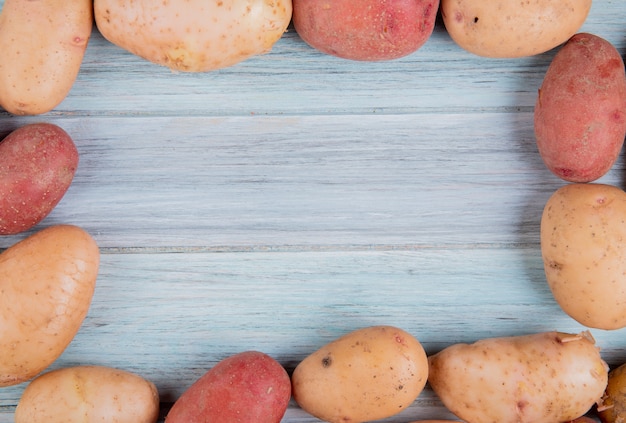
[292,0,440,61]
[534,33,626,183]
[0,123,78,235]
[165,351,291,423]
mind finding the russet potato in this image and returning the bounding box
[0,0,92,115]
[292,325,429,423]
[14,365,159,423]
[94,0,292,72]
[541,183,626,329]
[428,331,608,423]
[441,0,591,58]
[0,225,100,386]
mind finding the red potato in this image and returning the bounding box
[292,0,440,61]
[534,33,626,182]
[165,351,291,423]
[0,123,79,235]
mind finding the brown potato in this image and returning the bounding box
[0,0,93,115]
[535,33,626,182]
[0,225,100,386]
[94,0,292,72]
[441,0,591,58]
[14,365,159,423]
[428,331,608,423]
[292,325,429,423]
[0,123,79,235]
[598,363,626,422]
[292,0,439,61]
[541,183,626,330]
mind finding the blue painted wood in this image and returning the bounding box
[0,1,625,422]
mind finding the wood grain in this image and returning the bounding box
[1,1,625,422]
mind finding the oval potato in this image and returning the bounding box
[534,33,626,182]
[0,123,79,235]
[541,183,626,330]
[441,0,591,58]
[428,331,608,423]
[94,0,292,72]
[166,351,291,423]
[14,365,159,423]
[0,0,93,115]
[0,225,100,386]
[292,325,429,423]
[292,0,439,61]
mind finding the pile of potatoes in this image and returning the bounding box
[3,0,626,422]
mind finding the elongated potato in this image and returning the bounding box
[428,331,608,423]
[292,325,429,423]
[0,225,100,386]
[0,0,93,115]
[14,365,159,423]
[94,0,292,72]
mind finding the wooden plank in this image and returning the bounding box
[1,247,620,421]
[0,0,625,422]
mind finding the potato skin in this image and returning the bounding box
[14,365,160,423]
[0,0,92,115]
[291,325,429,423]
[541,183,626,329]
[0,123,79,235]
[598,362,626,423]
[292,0,439,61]
[535,33,626,182]
[165,351,291,423]
[441,0,591,58]
[94,0,292,72]
[428,331,608,423]
[0,225,100,387]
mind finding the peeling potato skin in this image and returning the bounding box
[94,0,292,72]
[0,225,100,387]
[0,123,79,235]
[14,365,160,423]
[540,183,626,330]
[441,0,591,58]
[534,33,626,183]
[291,325,429,423]
[0,0,93,115]
[427,331,608,423]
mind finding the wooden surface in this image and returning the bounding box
[1,1,626,422]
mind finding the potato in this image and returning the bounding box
[0,123,79,235]
[541,183,626,330]
[94,0,292,72]
[0,0,92,115]
[165,351,291,422]
[292,0,439,61]
[291,325,429,423]
[428,331,608,423]
[0,225,100,387]
[535,33,626,183]
[14,365,159,423]
[441,0,591,58]
[598,362,626,423]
